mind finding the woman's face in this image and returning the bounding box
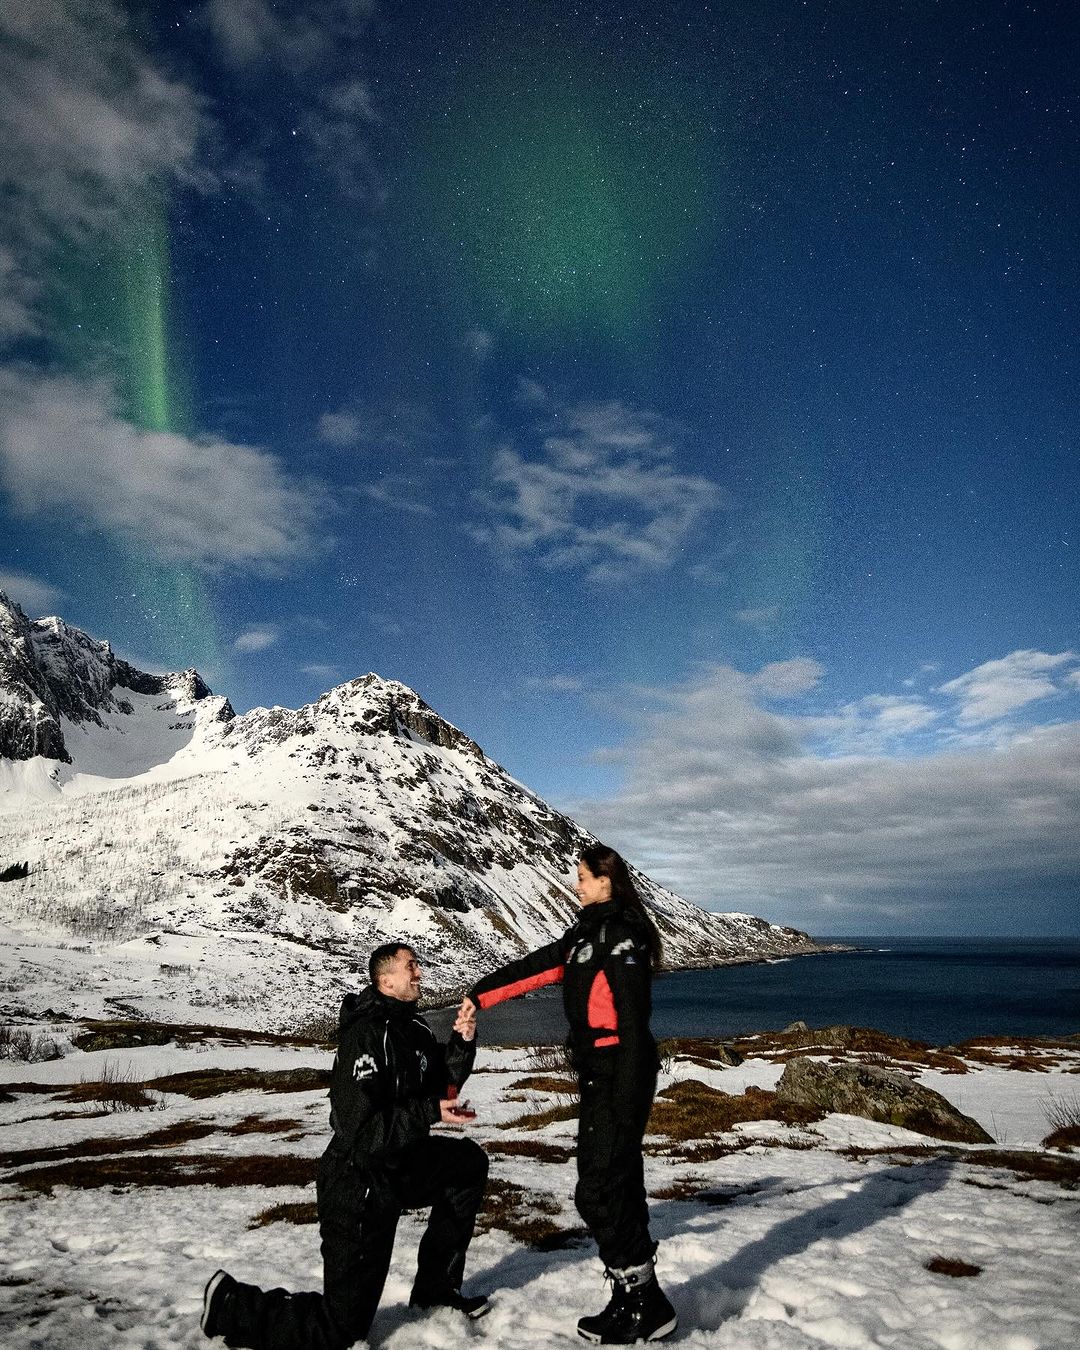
[576,860,611,907]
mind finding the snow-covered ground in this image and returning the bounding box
[2,1024,1078,1349]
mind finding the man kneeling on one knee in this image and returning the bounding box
[201,942,488,1349]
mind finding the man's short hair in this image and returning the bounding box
[368,941,416,987]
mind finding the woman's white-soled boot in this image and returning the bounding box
[577,1259,677,1344]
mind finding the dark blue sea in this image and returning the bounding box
[431,938,1080,1046]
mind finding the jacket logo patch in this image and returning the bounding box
[611,938,637,963]
[418,1052,428,1074]
[574,942,594,964]
[352,1053,378,1081]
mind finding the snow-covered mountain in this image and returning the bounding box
[0,593,822,1031]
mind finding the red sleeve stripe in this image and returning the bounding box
[594,1035,620,1047]
[476,966,564,1009]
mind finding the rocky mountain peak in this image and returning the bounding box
[0,592,231,763]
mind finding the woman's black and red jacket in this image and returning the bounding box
[468,900,657,1087]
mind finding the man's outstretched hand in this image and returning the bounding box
[453,996,477,1041]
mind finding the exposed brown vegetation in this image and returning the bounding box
[475,1176,586,1250]
[72,1018,329,1054]
[498,1103,579,1131]
[839,1144,1080,1189]
[509,1075,578,1094]
[225,1116,304,1136]
[485,1139,573,1165]
[725,1027,971,1074]
[144,1067,330,1098]
[0,1120,217,1171]
[60,1063,162,1112]
[949,1036,1080,1073]
[647,1079,824,1140]
[1041,1090,1080,1138]
[250,1201,319,1228]
[14,1152,318,1195]
[646,1137,757,1163]
[926,1256,981,1277]
[1042,1126,1080,1150]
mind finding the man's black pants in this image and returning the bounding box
[574,1056,657,1271]
[218,1134,488,1350]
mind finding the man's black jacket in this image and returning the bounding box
[327,986,475,1166]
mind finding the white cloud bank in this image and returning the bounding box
[475,396,724,583]
[0,372,319,567]
[574,652,1080,933]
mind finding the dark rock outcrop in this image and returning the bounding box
[776,1056,993,1144]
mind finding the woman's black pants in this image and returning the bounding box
[217,1134,488,1350]
[574,1055,657,1271]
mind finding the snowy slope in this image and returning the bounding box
[0,594,823,1031]
[1,1024,1077,1350]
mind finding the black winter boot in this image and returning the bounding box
[201,1270,238,1340]
[578,1260,677,1344]
[576,1270,628,1341]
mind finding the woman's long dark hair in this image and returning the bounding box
[579,842,663,968]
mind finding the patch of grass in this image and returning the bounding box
[144,1067,330,1098]
[659,1038,742,1070]
[14,1152,318,1195]
[60,1061,163,1113]
[951,1036,1080,1073]
[649,1176,707,1201]
[728,1027,970,1074]
[72,1018,331,1053]
[839,1144,1080,1189]
[646,1137,756,1163]
[225,1116,304,1136]
[498,1103,579,1131]
[0,1120,217,1170]
[250,1201,319,1228]
[485,1140,573,1164]
[647,1080,824,1140]
[1041,1089,1080,1134]
[509,1075,578,1094]
[926,1256,981,1277]
[475,1176,585,1249]
[1043,1126,1080,1151]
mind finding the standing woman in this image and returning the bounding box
[463,843,676,1345]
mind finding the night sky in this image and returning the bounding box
[1,1,1078,936]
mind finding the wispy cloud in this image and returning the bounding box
[234,625,280,653]
[0,568,65,614]
[0,372,320,567]
[318,401,439,457]
[573,651,1080,930]
[524,674,585,694]
[0,0,208,339]
[475,396,725,583]
[938,649,1077,724]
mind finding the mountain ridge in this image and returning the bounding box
[0,593,826,1031]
